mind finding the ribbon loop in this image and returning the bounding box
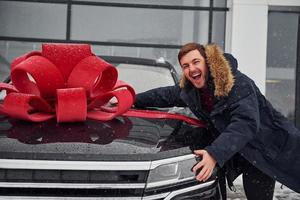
[56,88,87,123]
[11,55,65,98]
[87,88,135,121]
[11,51,42,70]
[67,56,118,98]
[0,83,18,93]
[0,83,19,114]
[2,93,54,122]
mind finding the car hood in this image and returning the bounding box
[0,115,211,161]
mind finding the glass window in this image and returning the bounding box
[71,5,210,46]
[116,63,175,93]
[266,11,299,121]
[214,0,227,7]
[212,11,226,49]
[0,1,67,39]
[192,11,209,44]
[0,41,10,83]
[93,46,180,71]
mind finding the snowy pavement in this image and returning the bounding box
[227,176,300,200]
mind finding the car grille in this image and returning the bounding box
[0,157,220,200]
[0,169,148,197]
[0,159,149,198]
[0,169,147,183]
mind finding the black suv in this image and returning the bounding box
[0,56,222,199]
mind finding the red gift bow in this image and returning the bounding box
[0,43,134,123]
[0,43,206,128]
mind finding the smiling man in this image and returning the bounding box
[180,49,209,89]
[134,42,300,199]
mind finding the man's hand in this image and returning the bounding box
[192,150,217,182]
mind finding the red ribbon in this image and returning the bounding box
[0,43,134,123]
[0,43,206,128]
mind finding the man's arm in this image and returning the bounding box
[134,84,186,108]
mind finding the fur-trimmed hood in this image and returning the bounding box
[179,44,235,97]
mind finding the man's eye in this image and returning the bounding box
[182,65,189,69]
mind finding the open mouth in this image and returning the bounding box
[191,73,202,80]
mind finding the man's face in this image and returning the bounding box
[180,49,208,89]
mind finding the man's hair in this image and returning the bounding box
[177,42,206,65]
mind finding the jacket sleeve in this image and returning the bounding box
[205,81,260,167]
[134,84,186,108]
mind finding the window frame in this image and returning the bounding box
[0,0,228,50]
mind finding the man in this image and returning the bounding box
[134,43,300,199]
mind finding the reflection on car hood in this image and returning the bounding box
[0,115,212,161]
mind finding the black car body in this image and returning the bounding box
[0,56,222,199]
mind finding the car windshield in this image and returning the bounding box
[0,57,10,82]
[115,63,175,94]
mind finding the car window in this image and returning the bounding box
[0,56,10,82]
[115,63,175,93]
[0,57,10,100]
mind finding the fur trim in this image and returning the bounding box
[179,76,186,88]
[179,44,235,97]
[205,44,235,96]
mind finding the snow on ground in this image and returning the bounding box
[227,176,300,200]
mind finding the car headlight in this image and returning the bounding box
[146,155,198,189]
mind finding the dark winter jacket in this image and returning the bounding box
[135,44,300,193]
